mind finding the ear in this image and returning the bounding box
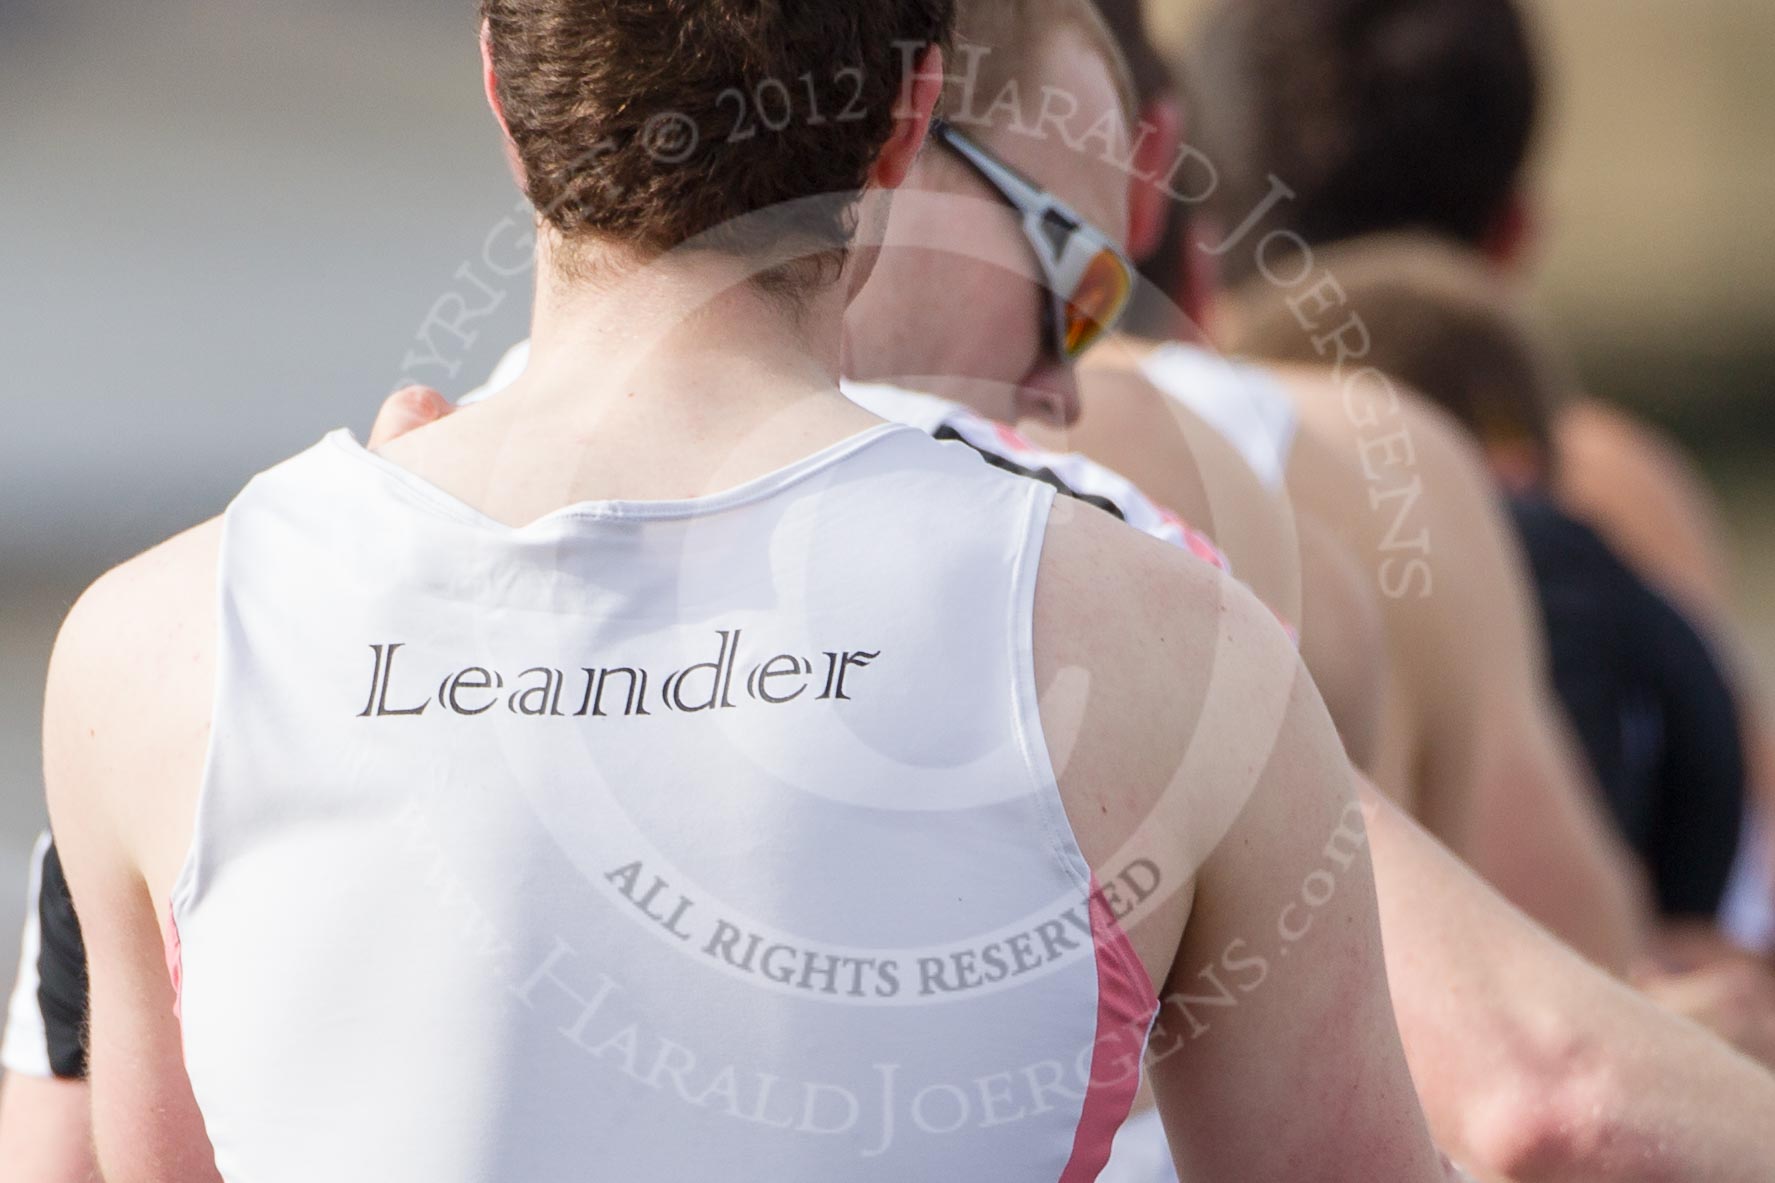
[1180,217,1221,337]
[481,21,526,189]
[871,45,945,191]
[1482,190,1539,275]
[1488,440,1548,496]
[481,22,509,137]
[1126,97,1185,263]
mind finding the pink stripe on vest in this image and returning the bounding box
[165,903,184,1020]
[1058,878,1160,1183]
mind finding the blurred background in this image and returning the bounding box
[1,0,1772,990]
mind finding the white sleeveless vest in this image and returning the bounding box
[1139,342,1300,493]
[170,419,1159,1181]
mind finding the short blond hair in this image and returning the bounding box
[1225,233,1569,464]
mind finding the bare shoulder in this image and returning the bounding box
[1560,396,1707,484]
[45,519,224,891]
[53,518,224,693]
[1273,363,1491,491]
[1034,489,1239,663]
[1556,397,1734,612]
[1272,362,1522,588]
[1033,497,1304,874]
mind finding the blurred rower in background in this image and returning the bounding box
[1227,234,1749,927]
[1225,234,1775,1065]
[1185,0,1775,958]
[1048,0,1651,976]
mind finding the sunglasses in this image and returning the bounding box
[931,118,1134,364]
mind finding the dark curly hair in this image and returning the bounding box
[483,0,954,285]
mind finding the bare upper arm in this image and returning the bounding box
[1147,678,1443,1182]
[1380,392,1545,839]
[1281,365,1547,803]
[43,520,223,1183]
[1387,397,1648,970]
[1282,369,1646,969]
[1296,513,1388,774]
[1032,498,1447,1181]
